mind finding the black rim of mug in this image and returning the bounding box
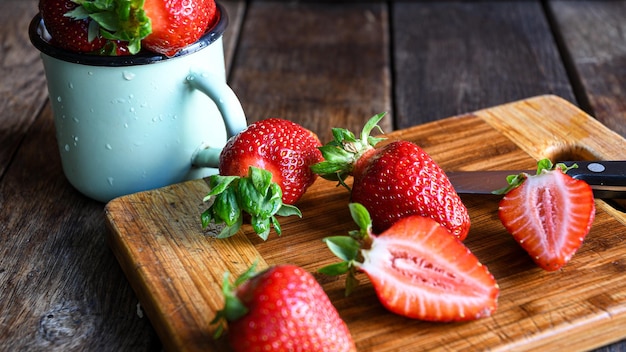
[28,3,228,67]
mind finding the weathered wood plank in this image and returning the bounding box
[0,104,160,351]
[229,1,392,142]
[392,1,576,129]
[0,1,247,351]
[547,0,626,138]
[0,1,48,177]
[221,0,246,73]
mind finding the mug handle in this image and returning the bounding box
[186,72,247,168]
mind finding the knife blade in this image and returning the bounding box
[446,161,626,199]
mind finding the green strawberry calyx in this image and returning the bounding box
[492,158,579,195]
[65,0,152,55]
[310,113,387,190]
[201,166,302,240]
[318,203,374,296]
[211,262,259,339]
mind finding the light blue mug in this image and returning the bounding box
[29,4,246,202]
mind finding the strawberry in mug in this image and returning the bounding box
[38,0,218,56]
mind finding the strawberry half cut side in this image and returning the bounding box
[320,203,499,322]
[497,159,596,271]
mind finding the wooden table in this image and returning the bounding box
[1,1,625,351]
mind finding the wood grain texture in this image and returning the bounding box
[106,96,626,352]
[0,1,246,351]
[228,1,392,142]
[220,0,246,73]
[547,0,626,138]
[392,1,577,129]
[3,0,626,351]
[0,104,160,351]
[0,1,48,177]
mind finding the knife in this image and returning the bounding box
[446,161,626,199]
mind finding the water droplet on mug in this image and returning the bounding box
[107,177,114,186]
[73,117,79,123]
[129,94,134,99]
[186,75,195,81]
[88,71,94,76]
[124,123,129,128]
[140,102,148,108]
[105,144,113,150]
[57,96,62,103]
[122,71,135,81]
[68,82,74,89]
[64,144,70,151]
[130,107,135,113]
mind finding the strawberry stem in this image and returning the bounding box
[319,203,375,296]
[67,0,150,54]
[491,158,579,195]
[211,262,260,339]
[311,113,387,189]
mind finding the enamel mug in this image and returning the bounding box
[29,3,246,202]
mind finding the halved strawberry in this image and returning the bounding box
[202,118,323,240]
[321,203,499,322]
[496,159,596,271]
[212,264,356,352]
[312,113,470,240]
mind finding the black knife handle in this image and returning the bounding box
[560,161,626,199]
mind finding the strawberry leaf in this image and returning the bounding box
[311,113,387,186]
[211,262,260,339]
[202,167,301,240]
[68,0,150,55]
[348,203,372,238]
[275,204,302,217]
[360,112,386,146]
[319,203,381,296]
[317,261,350,275]
[323,236,360,262]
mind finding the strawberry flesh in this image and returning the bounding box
[359,215,498,321]
[498,167,596,271]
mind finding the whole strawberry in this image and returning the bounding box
[39,0,129,54]
[213,264,356,352]
[55,0,218,56]
[496,159,596,271]
[141,0,217,56]
[321,203,499,322]
[312,113,470,240]
[202,118,323,239]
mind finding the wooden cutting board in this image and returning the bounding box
[105,95,626,352]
